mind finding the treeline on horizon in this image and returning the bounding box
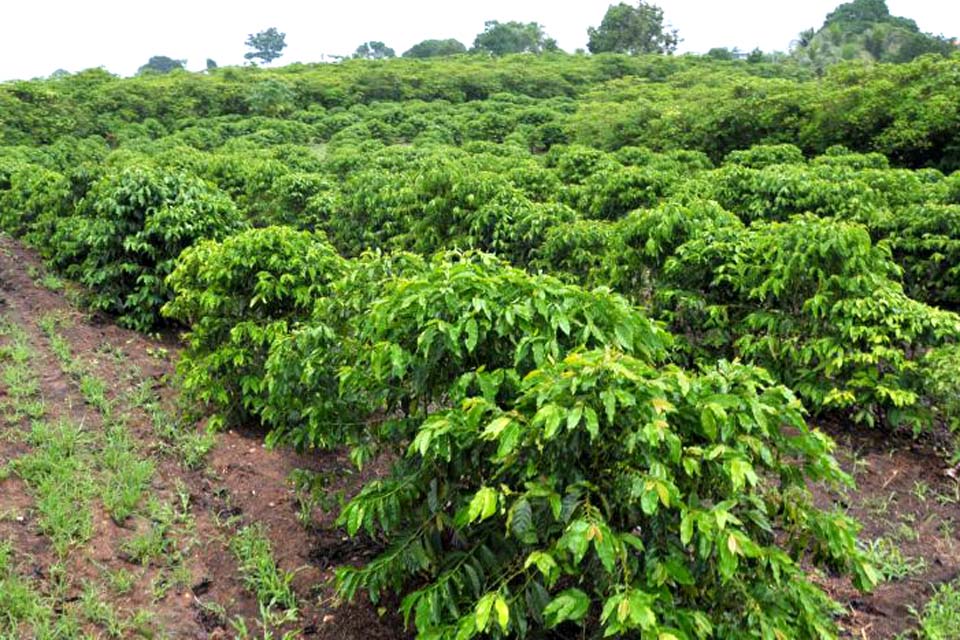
[126,0,958,76]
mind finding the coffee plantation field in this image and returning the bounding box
[1,42,960,640]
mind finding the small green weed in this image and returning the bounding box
[861,537,928,581]
[229,524,298,612]
[13,420,95,556]
[908,579,960,639]
[120,498,175,566]
[80,582,128,638]
[107,568,137,596]
[0,540,53,634]
[100,425,155,523]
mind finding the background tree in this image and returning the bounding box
[137,55,186,75]
[244,28,287,65]
[705,47,737,60]
[206,58,218,71]
[793,28,816,50]
[793,0,954,65]
[402,38,467,58]
[587,2,679,55]
[472,21,558,56]
[353,41,396,60]
[825,0,892,30]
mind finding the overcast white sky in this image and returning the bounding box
[1,1,957,81]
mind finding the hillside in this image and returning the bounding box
[1,51,959,170]
[1,31,960,640]
[793,0,955,68]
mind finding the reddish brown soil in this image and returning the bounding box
[813,424,960,639]
[0,236,405,638]
[2,234,959,639]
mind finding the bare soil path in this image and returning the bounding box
[0,236,402,639]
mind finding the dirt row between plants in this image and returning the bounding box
[814,421,960,639]
[0,235,403,639]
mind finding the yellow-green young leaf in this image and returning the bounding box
[728,458,758,491]
[494,595,510,631]
[475,593,496,631]
[718,534,738,581]
[464,317,479,352]
[482,416,513,440]
[618,597,631,623]
[467,487,499,523]
[543,588,591,627]
[651,397,675,415]
[524,551,558,582]
[727,532,740,555]
[655,480,671,507]
[680,512,695,546]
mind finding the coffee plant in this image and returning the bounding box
[874,204,960,309]
[164,226,347,422]
[335,346,874,639]
[34,165,247,330]
[664,215,960,429]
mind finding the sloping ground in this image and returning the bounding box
[0,235,402,639]
[0,234,958,639]
[815,423,960,639]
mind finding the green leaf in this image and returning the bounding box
[464,317,479,352]
[641,483,659,516]
[728,458,758,492]
[680,512,695,546]
[346,504,365,536]
[494,595,510,631]
[562,520,590,564]
[601,390,617,424]
[475,593,495,631]
[524,551,558,583]
[700,406,718,440]
[566,404,583,432]
[508,498,534,540]
[536,404,564,440]
[543,588,590,628]
[593,523,617,573]
[461,487,499,526]
[482,416,513,440]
